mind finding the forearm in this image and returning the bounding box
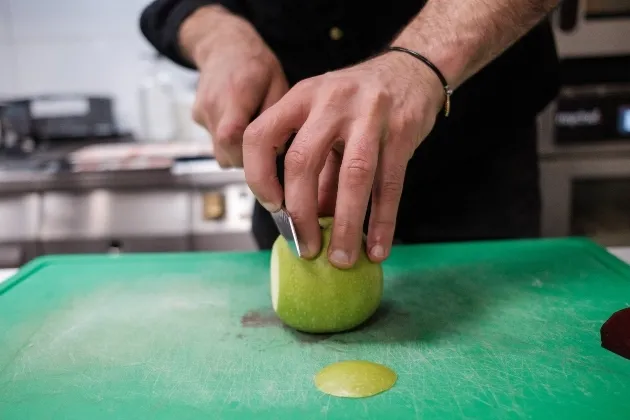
[393,0,560,90]
[179,4,263,67]
[178,5,229,65]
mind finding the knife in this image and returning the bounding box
[271,206,302,257]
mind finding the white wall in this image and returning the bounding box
[0,0,199,137]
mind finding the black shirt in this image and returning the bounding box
[140,0,561,246]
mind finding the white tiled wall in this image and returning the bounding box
[0,0,199,136]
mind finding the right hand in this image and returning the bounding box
[180,5,289,168]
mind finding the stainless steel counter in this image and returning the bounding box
[0,166,258,268]
[0,166,247,193]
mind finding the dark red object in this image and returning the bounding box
[601,308,630,360]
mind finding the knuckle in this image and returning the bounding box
[334,217,360,241]
[284,146,310,176]
[374,165,405,201]
[324,79,358,103]
[388,118,405,138]
[390,112,412,135]
[229,73,252,94]
[364,88,390,115]
[216,121,244,146]
[294,78,315,93]
[344,156,374,188]
[389,119,417,153]
[375,179,403,203]
[243,121,263,145]
[387,161,407,183]
[268,56,282,71]
[370,218,396,232]
[198,95,215,114]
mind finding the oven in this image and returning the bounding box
[538,81,630,246]
[540,155,630,246]
[537,0,630,245]
[552,0,630,57]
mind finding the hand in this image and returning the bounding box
[243,52,445,268]
[180,5,288,168]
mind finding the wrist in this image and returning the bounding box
[391,19,473,90]
[382,50,448,117]
[178,5,218,65]
[179,4,254,67]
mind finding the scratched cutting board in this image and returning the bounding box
[0,237,629,419]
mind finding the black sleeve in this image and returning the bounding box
[139,0,248,69]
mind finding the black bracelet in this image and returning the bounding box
[386,46,452,117]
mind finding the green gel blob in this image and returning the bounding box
[314,360,397,398]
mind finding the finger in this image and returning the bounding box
[193,72,266,168]
[213,146,233,168]
[192,87,226,165]
[261,74,289,112]
[215,94,264,168]
[192,107,232,168]
[317,147,342,217]
[262,76,290,157]
[366,145,407,262]
[329,124,381,269]
[192,78,226,145]
[285,116,340,258]
[243,81,312,212]
[192,77,219,131]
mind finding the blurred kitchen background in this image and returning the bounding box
[0,0,629,269]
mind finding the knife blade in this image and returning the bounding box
[271,206,302,257]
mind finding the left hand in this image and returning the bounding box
[243,52,445,268]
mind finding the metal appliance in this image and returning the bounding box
[540,155,630,246]
[0,100,35,156]
[552,0,630,57]
[540,2,630,246]
[0,95,120,157]
[538,83,630,155]
[538,81,630,246]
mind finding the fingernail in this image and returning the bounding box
[260,200,280,213]
[299,242,316,259]
[299,242,309,258]
[371,245,385,259]
[330,250,350,266]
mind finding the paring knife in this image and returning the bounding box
[271,206,302,257]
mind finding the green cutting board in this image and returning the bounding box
[1,237,629,419]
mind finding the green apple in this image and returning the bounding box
[270,217,383,334]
